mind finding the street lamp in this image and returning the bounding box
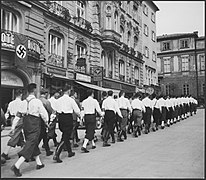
[194,31,199,104]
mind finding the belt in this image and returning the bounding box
[85,113,95,115]
[60,112,72,115]
[133,109,141,111]
[120,108,127,110]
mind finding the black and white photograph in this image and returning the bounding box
[1,1,205,178]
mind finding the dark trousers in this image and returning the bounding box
[160,107,167,124]
[70,120,79,142]
[18,114,41,161]
[153,108,161,126]
[55,113,73,156]
[84,114,96,141]
[144,107,152,132]
[38,119,51,153]
[103,110,116,143]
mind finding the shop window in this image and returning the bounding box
[1,9,19,32]
[119,60,125,81]
[180,39,189,49]
[183,84,189,95]
[181,56,189,71]
[164,58,170,73]
[75,42,87,73]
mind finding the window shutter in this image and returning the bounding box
[161,58,164,73]
[178,56,182,72]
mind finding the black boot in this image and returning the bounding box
[133,125,138,137]
[117,130,124,142]
[53,141,64,163]
[123,130,127,140]
[137,126,141,136]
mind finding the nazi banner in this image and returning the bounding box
[14,34,28,68]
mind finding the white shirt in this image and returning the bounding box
[5,98,23,119]
[48,96,58,111]
[117,96,132,113]
[142,97,152,108]
[158,97,167,111]
[102,96,122,118]
[20,95,49,123]
[131,98,145,112]
[154,99,161,109]
[56,94,80,115]
[82,96,103,116]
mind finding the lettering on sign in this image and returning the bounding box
[76,73,91,82]
[93,67,103,81]
[1,31,15,49]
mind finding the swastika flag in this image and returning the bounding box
[14,34,28,68]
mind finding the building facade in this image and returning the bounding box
[157,32,205,105]
[141,1,159,90]
[1,1,159,108]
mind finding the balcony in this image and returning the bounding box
[72,16,93,33]
[130,47,136,56]
[101,30,121,47]
[119,74,125,82]
[120,43,129,53]
[43,1,71,23]
[136,51,143,60]
[48,53,64,68]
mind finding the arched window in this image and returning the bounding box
[134,36,138,49]
[134,66,139,85]
[114,11,118,32]
[127,31,131,47]
[1,9,19,32]
[101,51,106,76]
[120,25,124,42]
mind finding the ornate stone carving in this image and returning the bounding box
[120,14,126,27]
[133,26,140,36]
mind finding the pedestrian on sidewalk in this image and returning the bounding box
[102,90,123,146]
[11,83,49,177]
[1,89,25,161]
[53,85,80,163]
[81,89,103,153]
[158,95,167,129]
[1,108,7,165]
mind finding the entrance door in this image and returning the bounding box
[1,87,14,113]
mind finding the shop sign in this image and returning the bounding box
[93,67,103,81]
[76,73,91,82]
[103,80,121,89]
[1,71,24,87]
[47,67,66,76]
[1,31,15,49]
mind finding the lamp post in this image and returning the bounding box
[194,31,199,104]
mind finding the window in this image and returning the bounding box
[134,36,138,49]
[144,24,148,36]
[128,63,132,83]
[151,12,155,23]
[76,0,85,19]
[75,43,86,73]
[120,26,124,42]
[164,58,170,73]
[127,31,131,47]
[49,33,63,56]
[144,46,149,58]
[162,42,171,51]
[108,53,113,78]
[151,31,155,41]
[181,56,189,71]
[180,39,189,49]
[143,4,148,16]
[200,55,205,70]
[119,60,125,81]
[114,11,118,32]
[183,84,189,95]
[152,51,156,62]
[1,9,19,32]
[134,66,139,85]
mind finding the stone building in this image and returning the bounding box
[1,1,159,108]
[157,32,205,105]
